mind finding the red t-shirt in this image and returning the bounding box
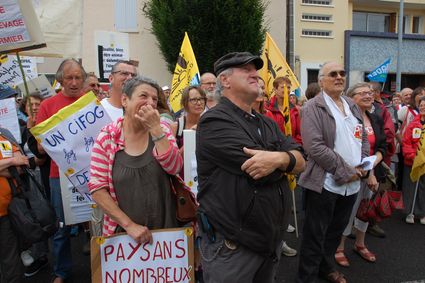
[35,91,82,178]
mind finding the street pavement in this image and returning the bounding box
[24,190,425,283]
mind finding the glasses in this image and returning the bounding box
[201,82,216,86]
[89,83,100,88]
[353,91,373,97]
[189,97,206,105]
[326,70,346,78]
[112,70,137,78]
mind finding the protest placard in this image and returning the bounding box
[95,31,129,80]
[183,130,198,196]
[16,75,55,99]
[0,54,38,87]
[91,228,195,283]
[30,92,112,224]
[0,97,21,144]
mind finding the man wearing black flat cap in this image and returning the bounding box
[196,52,305,282]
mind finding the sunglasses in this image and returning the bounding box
[327,70,346,78]
[112,70,137,78]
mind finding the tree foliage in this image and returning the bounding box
[144,0,268,74]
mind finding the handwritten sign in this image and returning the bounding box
[16,75,54,99]
[0,98,21,144]
[31,92,112,224]
[91,228,195,283]
[0,0,31,46]
[0,54,38,87]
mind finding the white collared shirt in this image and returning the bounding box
[323,92,362,196]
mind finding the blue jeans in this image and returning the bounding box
[50,178,72,279]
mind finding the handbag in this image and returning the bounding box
[169,175,198,223]
[7,166,58,244]
[388,191,404,210]
[377,191,392,218]
[356,194,381,223]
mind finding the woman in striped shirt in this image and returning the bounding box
[88,76,182,243]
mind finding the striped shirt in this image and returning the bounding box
[88,117,182,236]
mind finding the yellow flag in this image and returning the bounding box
[169,32,200,113]
[410,124,425,182]
[259,32,300,97]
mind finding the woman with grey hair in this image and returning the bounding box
[88,76,183,242]
[335,82,387,267]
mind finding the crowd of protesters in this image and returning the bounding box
[0,52,424,283]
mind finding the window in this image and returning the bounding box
[302,14,332,22]
[114,0,138,32]
[302,0,332,5]
[353,12,390,32]
[412,16,423,34]
[302,29,332,37]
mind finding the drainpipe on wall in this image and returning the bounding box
[396,0,404,92]
[286,0,295,70]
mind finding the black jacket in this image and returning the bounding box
[196,97,303,256]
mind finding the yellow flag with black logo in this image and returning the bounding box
[410,124,425,182]
[259,32,300,98]
[169,32,200,113]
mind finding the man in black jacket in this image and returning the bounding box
[196,52,305,283]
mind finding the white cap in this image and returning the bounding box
[162,85,170,91]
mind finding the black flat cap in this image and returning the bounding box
[214,52,263,76]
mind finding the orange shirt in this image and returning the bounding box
[0,135,19,216]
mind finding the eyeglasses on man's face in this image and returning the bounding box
[189,97,206,105]
[353,91,373,97]
[326,70,346,78]
[89,83,100,88]
[112,70,137,78]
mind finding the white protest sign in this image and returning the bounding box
[183,130,198,196]
[0,0,31,46]
[60,171,93,225]
[0,54,38,87]
[16,75,54,99]
[0,98,21,144]
[95,31,129,79]
[91,228,195,283]
[31,92,112,224]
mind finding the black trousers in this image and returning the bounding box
[0,216,24,283]
[296,189,357,283]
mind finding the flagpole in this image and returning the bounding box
[396,0,404,92]
[291,189,299,238]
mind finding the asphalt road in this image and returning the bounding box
[23,190,425,283]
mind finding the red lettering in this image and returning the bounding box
[175,239,186,258]
[173,267,183,282]
[140,242,151,261]
[0,108,9,115]
[105,270,116,283]
[147,268,157,283]
[119,268,130,283]
[0,6,5,14]
[132,269,144,282]
[127,242,141,260]
[182,266,192,281]
[0,19,25,28]
[116,244,125,261]
[157,267,165,283]
[0,35,25,44]
[162,241,172,259]
[153,241,163,261]
[103,245,114,262]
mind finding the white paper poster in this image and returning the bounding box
[0,98,21,144]
[183,130,198,196]
[0,54,38,87]
[0,0,31,46]
[95,31,129,79]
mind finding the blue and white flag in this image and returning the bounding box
[367,58,391,83]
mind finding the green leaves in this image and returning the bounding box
[144,0,267,74]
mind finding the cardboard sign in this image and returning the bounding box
[91,228,195,283]
[0,97,21,144]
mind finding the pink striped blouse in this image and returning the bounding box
[88,117,182,236]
